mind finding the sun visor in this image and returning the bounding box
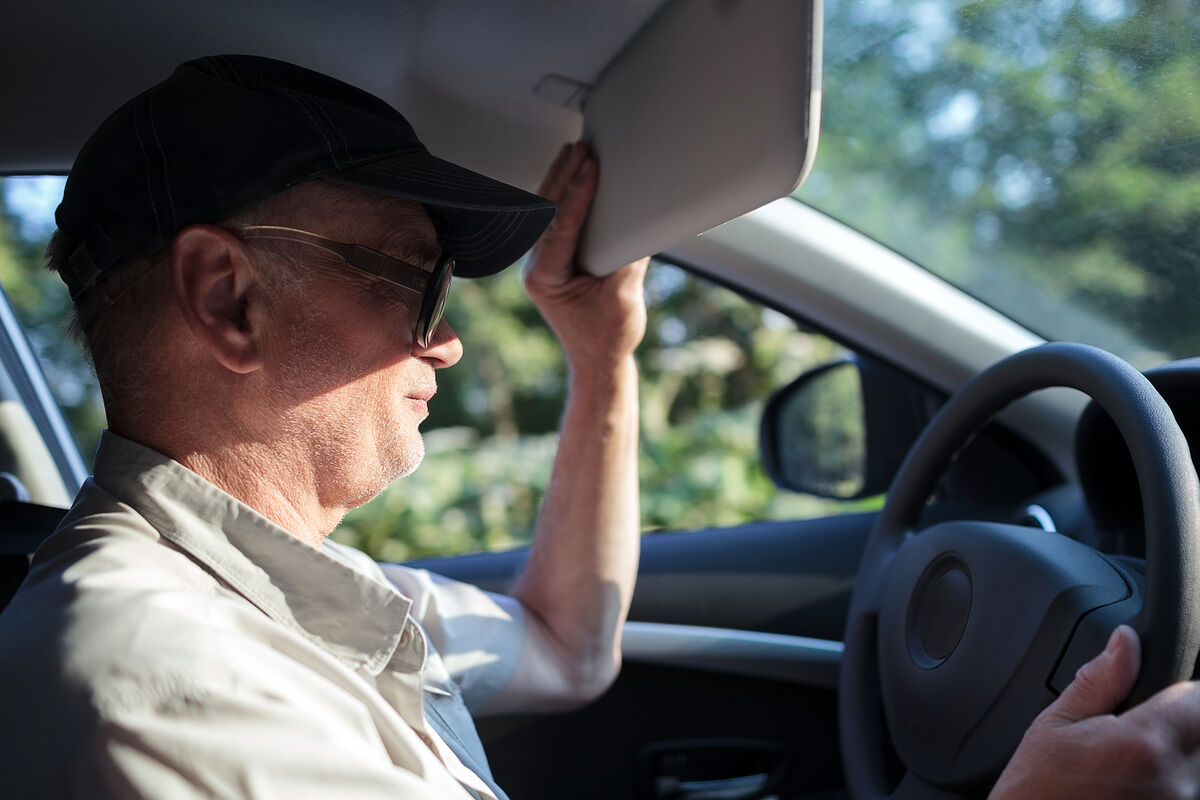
[580,0,823,276]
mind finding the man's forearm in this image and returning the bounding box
[496,142,648,710]
[509,355,640,697]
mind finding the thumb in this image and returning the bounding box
[1043,625,1141,725]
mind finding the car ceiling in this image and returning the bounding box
[1,0,666,190]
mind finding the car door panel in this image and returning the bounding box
[411,512,874,797]
[410,513,873,640]
[479,661,845,799]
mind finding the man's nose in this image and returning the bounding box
[416,319,463,368]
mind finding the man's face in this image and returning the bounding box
[257,186,463,511]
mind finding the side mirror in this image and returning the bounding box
[760,356,938,500]
[760,360,867,498]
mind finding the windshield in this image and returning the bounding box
[796,0,1199,368]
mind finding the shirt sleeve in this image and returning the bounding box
[377,563,527,712]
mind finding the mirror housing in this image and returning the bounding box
[761,356,937,499]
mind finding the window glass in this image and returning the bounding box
[635,263,869,532]
[340,260,875,562]
[1,176,104,461]
[799,0,1200,368]
[1,178,869,561]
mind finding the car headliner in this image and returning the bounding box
[1,0,666,190]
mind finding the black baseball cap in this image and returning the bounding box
[54,54,558,300]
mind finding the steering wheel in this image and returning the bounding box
[839,342,1200,799]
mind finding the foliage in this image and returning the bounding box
[336,259,853,558]
[800,0,1200,367]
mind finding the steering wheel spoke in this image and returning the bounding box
[1048,559,1145,694]
[891,771,964,800]
[852,539,900,615]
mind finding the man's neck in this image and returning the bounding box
[113,421,344,547]
[184,441,348,547]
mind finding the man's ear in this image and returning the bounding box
[169,225,264,374]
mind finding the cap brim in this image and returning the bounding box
[328,152,557,277]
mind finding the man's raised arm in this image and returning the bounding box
[481,141,649,713]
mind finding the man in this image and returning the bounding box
[0,54,1198,799]
[0,55,644,799]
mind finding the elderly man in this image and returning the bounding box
[1,54,1199,800]
[0,55,644,799]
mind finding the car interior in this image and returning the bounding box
[3,1,1199,798]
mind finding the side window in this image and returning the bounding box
[637,261,871,531]
[340,259,876,560]
[1,177,104,467]
[1,179,872,560]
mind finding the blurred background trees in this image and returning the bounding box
[800,0,1200,365]
[333,259,847,561]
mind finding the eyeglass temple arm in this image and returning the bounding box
[238,226,430,293]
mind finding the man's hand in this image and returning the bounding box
[992,625,1200,799]
[523,141,649,371]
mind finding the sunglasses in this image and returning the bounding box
[235,225,453,348]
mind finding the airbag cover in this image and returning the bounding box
[877,520,1129,788]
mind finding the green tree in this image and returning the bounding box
[802,0,1200,364]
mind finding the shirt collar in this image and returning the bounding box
[90,431,414,675]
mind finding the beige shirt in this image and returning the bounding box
[0,432,528,799]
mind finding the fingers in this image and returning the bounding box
[528,143,599,284]
[547,156,597,237]
[528,141,647,295]
[538,141,591,203]
[1044,625,1141,725]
